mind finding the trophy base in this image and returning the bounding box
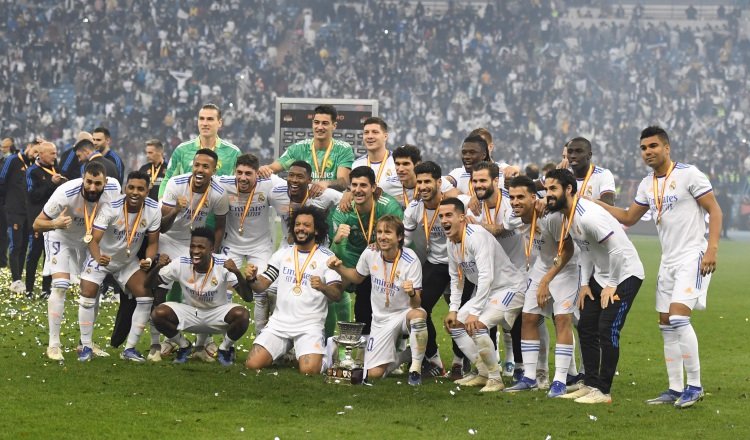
[325,367,364,385]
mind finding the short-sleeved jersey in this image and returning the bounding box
[352,152,397,185]
[465,188,525,270]
[217,175,285,255]
[448,166,505,196]
[516,212,578,278]
[576,165,616,200]
[634,163,712,266]
[261,245,342,331]
[328,193,404,268]
[380,175,455,210]
[278,139,354,182]
[160,173,229,242]
[403,194,471,265]
[355,247,422,320]
[447,224,526,315]
[159,136,240,198]
[159,255,238,309]
[568,198,644,287]
[92,195,161,262]
[43,177,122,244]
[269,181,342,246]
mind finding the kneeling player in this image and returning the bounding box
[328,215,428,385]
[244,206,343,375]
[148,228,251,366]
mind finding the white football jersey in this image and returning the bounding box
[160,173,229,242]
[159,255,238,309]
[576,165,616,200]
[448,166,506,196]
[568,198,644,287]
[635,163,712,266]
[92,195,161,262]
[217,175,285,255]
[261,245,342,331]
[43,177,122,245]
[465,188,525,270]
[404,194,471,265]
[515,211,578,278]
[355,247,422,320]
[447,224,526,315]
[380,175,455,210]
[270,181,342,246]
[352,152,397,185]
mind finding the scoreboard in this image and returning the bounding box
[274,98,379,159]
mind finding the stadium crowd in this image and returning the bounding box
[2,0,750,195]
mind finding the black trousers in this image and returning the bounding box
[579,276,642,394]
[421,261,451,358]
[354,276,373,335]
[7,214,29,281]
[0,205,7,267]
[25,229,51,294]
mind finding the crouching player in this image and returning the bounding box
[148,227,251,365]
[328,215,428,385]
[244,206,343,375]
[80,171,161,362]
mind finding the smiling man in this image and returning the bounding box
[565,137,616,206]
[351,117,396,185]
[79,171,161,362]
[446,135,492,196]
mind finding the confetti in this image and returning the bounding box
[468,428,477,435]
[240,427,244,432]
[449,390,456,396]
[344,405,353,410]
[214,392,220,397]
[588,415,597,421]
[336,411,345,415]
[545,436,552,440]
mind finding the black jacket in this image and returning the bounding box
[0,152,35,216]
[26,161,63,220]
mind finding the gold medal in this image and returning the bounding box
[82,201,99,245]
[126,248,131,257]
[653,161,675,226]
[292,286,302,295]
[238,226,244,234]
[293,244,319,294]
[83,234,93,243]
[553,256,560,267]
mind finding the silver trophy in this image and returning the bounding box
[326,321,366,385]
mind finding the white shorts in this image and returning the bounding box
[219,245,270,273]
[80,255,142,289]
[43,237,86,277]
[523,270,579,317]
[158,234,189,289]
[458,289,523,331]
[363,309,416,372]
[656,252,711,313]
[164,302,242,334]
[254,324,325,361]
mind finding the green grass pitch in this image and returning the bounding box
[1,236,748,439]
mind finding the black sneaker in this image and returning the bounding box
[408,371,422,386]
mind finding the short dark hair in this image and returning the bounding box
[525,163,540,179]
[363,116,388,132]
[235,153,259,170]
[508,175,537,195]
[145,139,163,150]
[201,103,222,119]
[640,126,670,145]
[92,127,111,139]
[392,144,422,165]
[84,161,107,178]
[544,168,577,196]
[313,105,337,122]
[126,170,150,185]
[349,166,376,185]
[414,161,442,180]
[568,137,591,152]
[288,205,328,244]
[191,226,215,245]
[289,160,312,176]
[473,161,499,180]
[74,139,95,152]
[376,215,405,247]
[194,148,219,164]
[462,135,489,159]
[439,197,465,214]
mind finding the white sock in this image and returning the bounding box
[553,343,574,383]
[93,293,100,320]
[48,282,69,347]
[660,324,684,391]
[474,329,500,379]
[150,322,161,345]
[195,333,211,348]
[450,328,478,371]
[219,334,235,351]
[538,318,550,373]
[126,297,153,349]
[670,315,701,388]
[254,292,269,333]
[451,353,464,366]
[502,330,514,364]
[169,332,190,349]
[567,336,579,376]
[521,339,540,381]
[408,318,428,373]
[78,296,97,347]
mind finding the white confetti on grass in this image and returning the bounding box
[468,428,477,435]
[588,414,598,421]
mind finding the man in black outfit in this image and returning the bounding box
[74,139,120,179]
[0,137,17,268]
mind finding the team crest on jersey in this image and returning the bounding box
[310,261,317,269]
[51,258,57,264]
[211,277,218,286]
[86,268,92,274]
[386,170,393,176]
[670,180,677,190]
[258,193,265,202]
[395,270,401,279]
[140,219,147,227]
[684,286,694,294]
[586,186,593,196]
[373,264,379,271]
[187,276,194,283]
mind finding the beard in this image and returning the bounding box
[476,187,494,201]
[294,231,315,245]
[546,196,566,213]
[82,189,103,202]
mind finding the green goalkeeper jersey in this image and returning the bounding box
[327,193,403,268]
[158,136,241,198]
[278,138,354,182]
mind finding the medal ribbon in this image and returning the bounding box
[237,182,257,233]
[483,190,502,225]
[368,151,390,184]
[310,140,333,180]
[355,201,376,244]
[422,196,442,245]
[557,164,594,259]
[653,161,676,225]
[192,258,214,295]
[382,249,401,307]
[150,162,163,186]
[188,177,211,225]
[294,244,319,289]
[39,165,57,176]
[524,209,537,271]
[123,203,144,255]
[455,225,467,282]
[18,152,30,171]
[83,201,99,236]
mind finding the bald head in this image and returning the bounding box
[77,131,93,142]
[1,138,13,156]
[37,142,58,166]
